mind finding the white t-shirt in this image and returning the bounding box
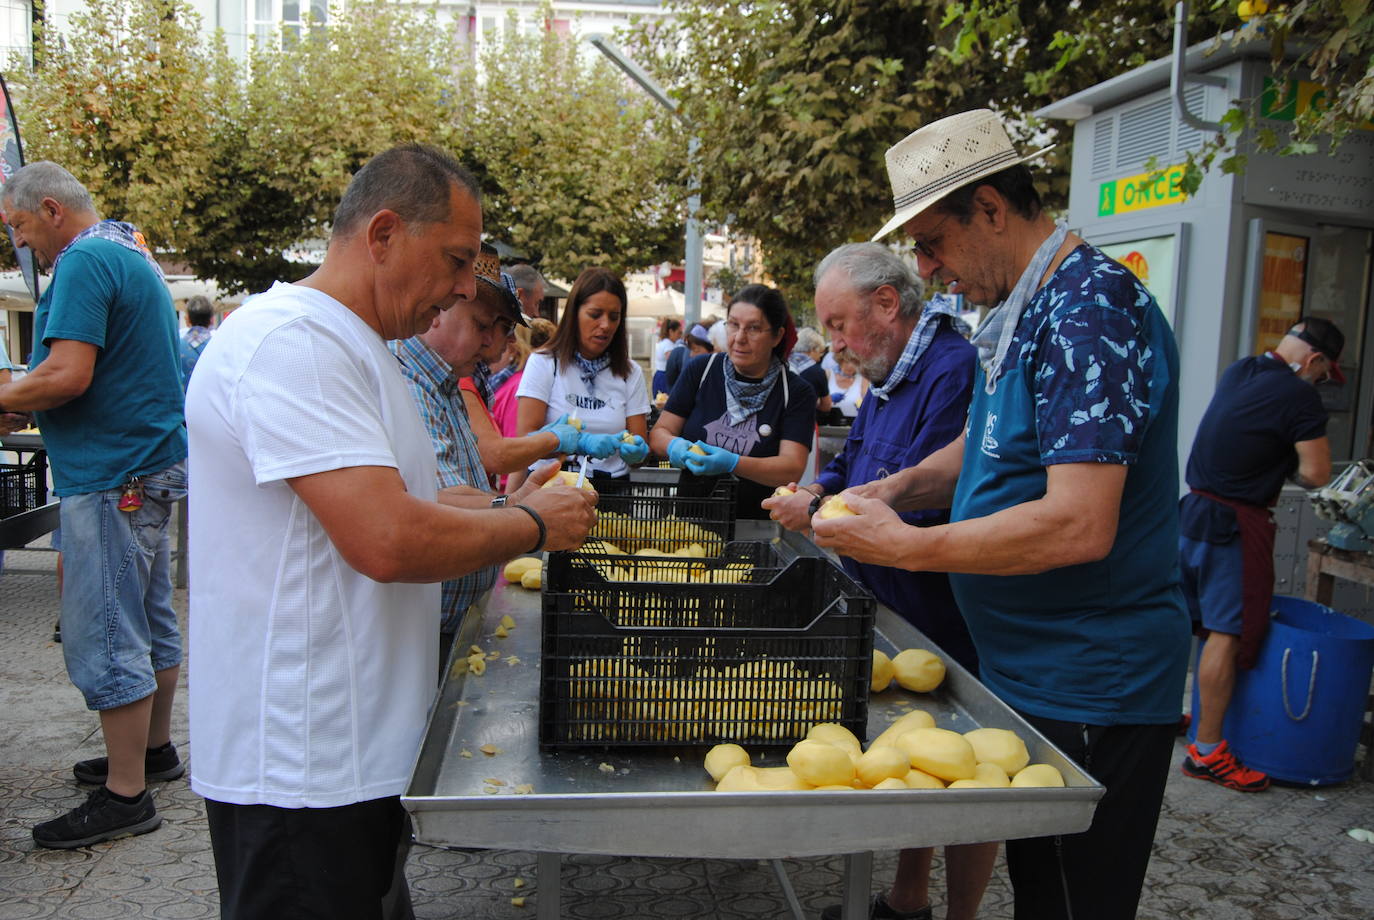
[652,336,675,373]
[186,283,440,809]
[516,351,650,477]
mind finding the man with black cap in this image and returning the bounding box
[1179,317,1342,792]
[391,243,581,669]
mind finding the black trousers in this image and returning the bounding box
[1006,715,1176,920]
[205,795,414,920]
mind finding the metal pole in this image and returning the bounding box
[586,34,701,329]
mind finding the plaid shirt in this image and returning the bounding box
[390,336,497,630]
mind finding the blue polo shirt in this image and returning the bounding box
[816,321,979,671]
[948,245,1190,725]
[31,238,186,496]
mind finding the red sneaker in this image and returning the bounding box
[1181,740,1270,792]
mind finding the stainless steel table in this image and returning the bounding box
[404,526,1104,919]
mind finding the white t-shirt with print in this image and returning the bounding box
[186,282,440,809]
[516,351,650,477]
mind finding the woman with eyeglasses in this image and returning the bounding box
[649,284,816,519]
[510,267,650,490]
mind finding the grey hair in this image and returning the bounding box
[794,326,825,355]
[813,242,924,318]
[2,161,97,215]
[507,263,545,293]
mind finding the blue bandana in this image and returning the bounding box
[870,295,972,402]
[51,220,163,280]
[573,352,611,397]
[723,355,783,424]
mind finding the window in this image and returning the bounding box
[252,0,328,48]
[0,0,32,64]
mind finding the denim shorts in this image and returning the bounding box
[60,461,187,710]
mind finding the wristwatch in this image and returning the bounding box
[490,495,509,508]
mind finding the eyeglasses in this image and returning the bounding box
[725,320,773,340]
[910,214,952,260]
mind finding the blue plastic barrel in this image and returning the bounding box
[1190,595,1374,785]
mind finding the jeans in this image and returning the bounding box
[60,461,187,710]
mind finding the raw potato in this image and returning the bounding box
[871,649,895,693]
[963,727,1030,775]
[806,723,862,762]
[689,442,707,456]
[856,746,911,787]
[704,743,750,782]
[1011,764,1066,788]
[520,568,542,590]
[869,709,937,749]
[972,762,1011,787]
[500,614,517,630]
[891,648,946,692]
[817,495,857,519]
[787,740,856,786]
[503,557,541,582]
[904,769,946,789]
[542,470,597,491]
[716,765,809,791]
[812,784,857,791]
[897,727,977,782]
[773,486,795,498]
[568,414,584,431]
[872,777,910,790]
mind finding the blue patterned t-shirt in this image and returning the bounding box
[949,244,1191,726]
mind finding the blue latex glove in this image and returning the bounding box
[684,441,740,476]
[666,436,695,469]
[617,432,649,465]
[576,431,620,460]
[531,414,580,454]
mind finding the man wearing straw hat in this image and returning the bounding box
[812,110,1191,920]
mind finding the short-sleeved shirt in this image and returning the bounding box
[666,353,815,519]
[391,337,498,630]
[31,238,186,495]
[516,351,650,477]
[186,282,439,809]
[817,322,978,670]
[799,363,827,407]
[948,245,1191,726]
[1185,354,1327,507]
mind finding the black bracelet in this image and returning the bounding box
[515,503,547,554]
[808,494,823,517]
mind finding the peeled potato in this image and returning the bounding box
[892,648,946,692]
[869,709,937,749]
[520,568,542,590]
[787,740,856,786]
[755,767,811,790]
[871,649,895,693]
[689,442,707,456]
[704,744,750,782]
[806,723,862,762]
[542,470,597,491]
[963,727,1030,776]
[904,769,946,789]
[972,762,1011,787]
[872,777,909,790]
[817,495,857,519]
[1011,764,1066,788]
[812,783,857,791]
[503,557,541,582]
[897,727,977,782]
[773,485,795,498]
[567,414,584,431]
[856,745,910,787]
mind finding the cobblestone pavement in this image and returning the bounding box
[3,544,1372,919]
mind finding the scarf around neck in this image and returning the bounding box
[573,352,611,397]
[724,355,783,424]
[51,220,164,280]
[869,295,972,402]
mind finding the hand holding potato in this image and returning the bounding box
[517,475,598,552]
[761,483,819,532]
[810,490,910,567]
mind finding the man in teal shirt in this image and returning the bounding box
[0,161,187,849]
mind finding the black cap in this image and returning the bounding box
[1289,317,1345,384]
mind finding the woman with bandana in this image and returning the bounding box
[649,284,815,519]
[511,267,650,489]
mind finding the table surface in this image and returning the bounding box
[404,524,1103,859]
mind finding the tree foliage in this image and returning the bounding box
[8,0,688,294]
[452,14,687,281]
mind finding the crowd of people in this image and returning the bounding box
[0,105,1345,920]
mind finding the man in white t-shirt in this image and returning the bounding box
[185,144,596,920]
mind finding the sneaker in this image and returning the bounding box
[32,786,161,849]
[820,895,933,920]
[73,742,185,785]
[1181,740,1270,792]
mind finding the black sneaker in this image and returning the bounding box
[73,742,185,785]
[820,895,933,920]
[53,620,61,643]
[32,786,161,849]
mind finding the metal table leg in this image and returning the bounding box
[769,859,807,920]
[536,851,561,920]
[841,851,874,920]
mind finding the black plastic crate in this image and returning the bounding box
[588,471,737,555]
[539,552,875,749]
[0,457,46,519]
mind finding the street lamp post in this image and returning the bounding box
[586,34,703,330]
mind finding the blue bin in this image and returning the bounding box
[1190,595,1374,785]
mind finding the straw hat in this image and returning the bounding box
[872,109,1054,241]
[474,243,528,327]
